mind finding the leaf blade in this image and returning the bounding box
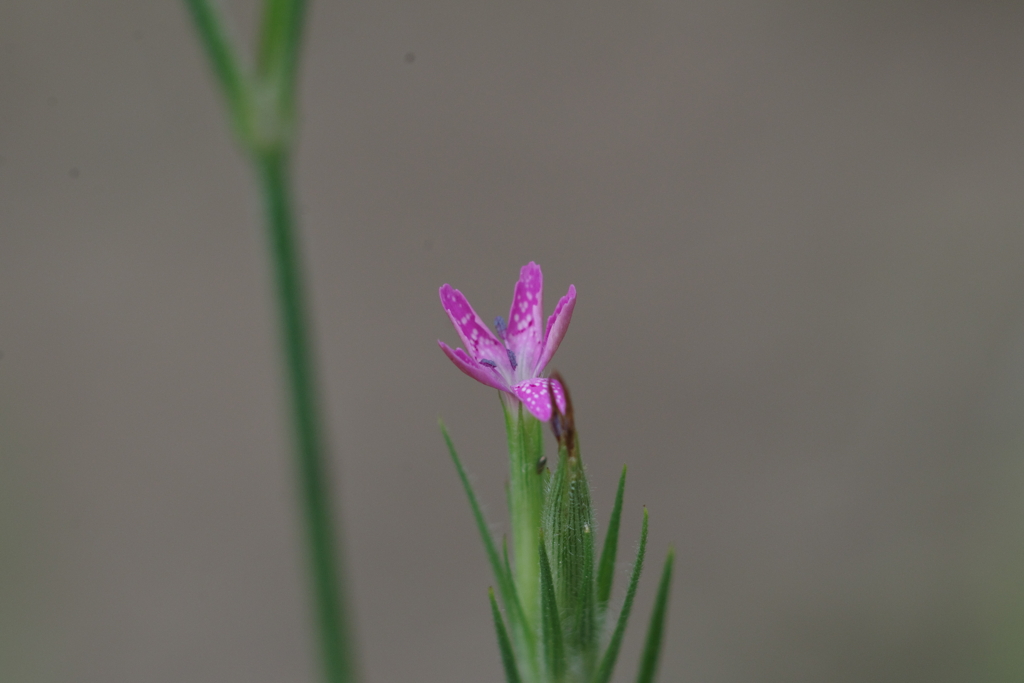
[490,588,522,683]
[256,0,307,99]
[182,0,254,142]
[635,548,675,683]
[597,465,627,612]
[539,540,566,680]
[441,424,521,633]
[442,422,537,674]
[592,508,648,683]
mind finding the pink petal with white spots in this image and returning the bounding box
[506,262,544,375]
[439,284,512,374]
[535,285,576,373]
[511,377,567,422]
[439,341,509,392]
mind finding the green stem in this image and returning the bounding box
[183,2,356,681]
[257,149,357,683]
[504,402,544,637]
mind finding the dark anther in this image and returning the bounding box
[479,359,497,368]
[536,455,547,474]
[493,316,508,340]
[506,348,518,370]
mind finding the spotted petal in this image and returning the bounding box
[506,262,544,376]
[535,285,576,374]
[511,377,567,422]
[439,341,509,392]
[440,284,513,374]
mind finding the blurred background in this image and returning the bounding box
[4,1,1024,681]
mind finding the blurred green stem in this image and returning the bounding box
[183,2,356,682]
[257,148,356,683]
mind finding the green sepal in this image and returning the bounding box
[596,465,627,614]
[542,442,597,661]
[539,539,567,681]
[490,587,522,683]
[578,518,597,675]
[592,508,649,683]
[441,422,535,667]
[635,548,675,683]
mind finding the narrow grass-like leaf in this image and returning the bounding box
[596,465,627,613]
[441,424,520,631]
[182,0,254,141]
[592,508,648,683]
[257,0,289,76]
[442,423,537,675]
[539,540,566,680]
[635,548,674,683]
[503,536,514,587]
[256,0,307,103]
[502,536,530,664]
[490,588,522,683]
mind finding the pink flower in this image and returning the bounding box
[439,262,576,421]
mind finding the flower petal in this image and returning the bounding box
[440,284,512,374]
[439,341,509,392]
[512,377,567,422]
[506,262,544,376]
[535,284,576,373]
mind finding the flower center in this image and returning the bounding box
[492,315,519,372]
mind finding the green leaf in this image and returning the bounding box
[635,548,675,683]
[490,588,522,683]
[539,540,566,680]
[256,0,289,77]
[502,536,530,661]
[597,465,627,613]
[503,536,514,587]
[256,0,307,108]
[441,424,523,640]
[182,0,255,143]
[592,508,648,683]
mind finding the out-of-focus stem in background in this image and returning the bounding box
[182,2,357,682]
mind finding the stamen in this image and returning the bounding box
[506,348,518,370]
[493,316,508,340]
[479,359,497,368]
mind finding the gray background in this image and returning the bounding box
[3,1,1024,681]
